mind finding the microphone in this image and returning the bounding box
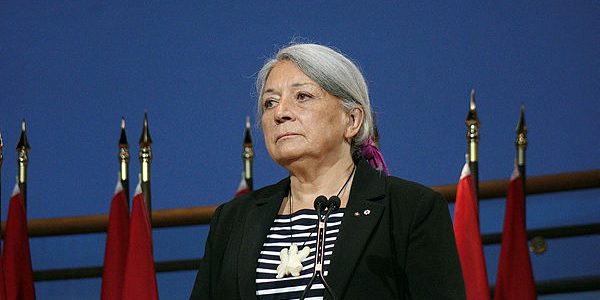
[327,196,341,211]
[301,196,338,300]
[313,195,328,212]
[321,196,340,225]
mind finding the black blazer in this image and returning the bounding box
[191,160,466,299]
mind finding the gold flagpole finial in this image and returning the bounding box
[119,117,130,207]
[244,116,252,145]
[242,116,254,190]
[16,119,30,207]
[516,104,527,167]
[465,90,481,200]
[139,112,153,213]
[119,117,130,178]
[139,112,153,147]
[465,89,480,162]
[16,119,30,150]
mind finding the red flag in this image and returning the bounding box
[234,172,250,197]
[0,244,6,300]
[101,180,130,300]
[454,161,490,300]
[494,166,536,300]
[122,181,158,300]
[3,183,35,299]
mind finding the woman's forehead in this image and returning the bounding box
[263,61,321,91]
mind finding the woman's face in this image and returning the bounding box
[260,60,353,167]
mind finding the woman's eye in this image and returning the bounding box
[263,99,278,109]
[297,93,312,102]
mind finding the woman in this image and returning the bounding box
[191,44,465,299]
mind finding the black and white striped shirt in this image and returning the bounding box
[256,208,345,300]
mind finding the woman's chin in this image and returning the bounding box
[271,153,303,167]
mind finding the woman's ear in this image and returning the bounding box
[345,106,364,140]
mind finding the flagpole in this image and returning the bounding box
[242,116,254,191]
[139,112,153,216]
[516,104,527,196]
[0,130,4,241]
[465,89,481,199]
[119,117,130,209]
[16,119,30,208]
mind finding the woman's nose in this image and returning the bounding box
[274,97,294,124]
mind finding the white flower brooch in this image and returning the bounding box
[276,244,311,278]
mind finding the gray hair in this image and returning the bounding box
[256,43,375,156]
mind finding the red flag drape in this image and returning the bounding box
[3,184,35,300]
[494,167,536,300]
[454,161,490,300]
[122,183,158,300]
[234,172,250,197]
[101,181,130,300]
[0,244,6,300]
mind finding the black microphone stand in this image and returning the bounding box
[300,196,339,300]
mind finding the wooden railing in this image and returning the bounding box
[6,170,598,237]
[20,169,600,295]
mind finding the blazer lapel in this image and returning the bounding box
[326,160,387,299]
[238,179,289,300]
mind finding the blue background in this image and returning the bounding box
[1,1,599,299]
